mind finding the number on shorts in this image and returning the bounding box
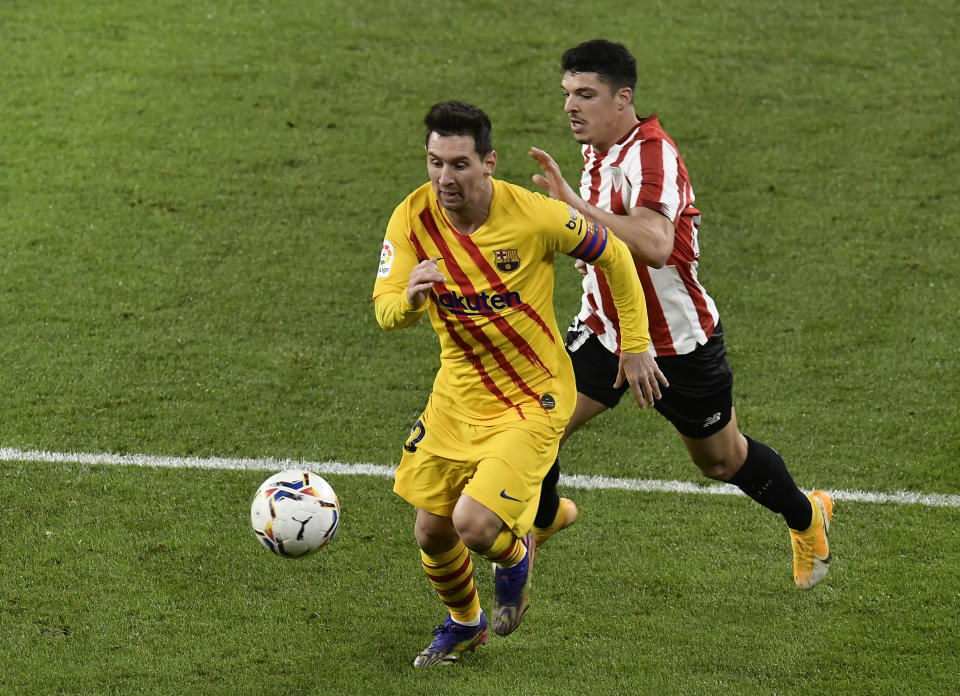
[403,419,425,453]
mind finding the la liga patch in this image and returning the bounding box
[377,240,394,278]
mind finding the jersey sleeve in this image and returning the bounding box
[372,201,428,331]
[627,138,682,223]
[543,198,650,353]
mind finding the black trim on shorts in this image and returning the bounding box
[566,322,735,438]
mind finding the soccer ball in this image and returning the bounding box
[250,470,340,557]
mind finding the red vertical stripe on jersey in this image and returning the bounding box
[634,261,675,356]
[437,304,524,417]
[610,186,627,216]
[608,129,639,215]
[586,149,603,205]
[410,225,530,411]
[584,293,606,335]
[440,299,543,405]
[592,268,620,353]
[436,212,555,345]
[637,138,666,212]
[408,230,450,302]
[421,209,554,376]
[415,208,545,411]
[583,312,606,336]
[673,216,715,338]
[577,116,719,355]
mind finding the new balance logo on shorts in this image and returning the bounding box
[703,411,721,428]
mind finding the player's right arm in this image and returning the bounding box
[530,146,674,268]
[372,204,445,331]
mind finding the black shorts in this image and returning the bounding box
[567,322,734,438]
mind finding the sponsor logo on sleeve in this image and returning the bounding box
[377,240,394,278]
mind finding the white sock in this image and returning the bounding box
[453,613,482,627]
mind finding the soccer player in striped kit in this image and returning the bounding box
[373,100,665,666]
[530,39,833,590]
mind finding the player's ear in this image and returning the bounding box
[483,150,497,175]
[616,86,634,110]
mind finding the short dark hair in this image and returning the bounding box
[561,39,637,93]
[423,101,493,158]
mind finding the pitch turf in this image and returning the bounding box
[1,1,958,694]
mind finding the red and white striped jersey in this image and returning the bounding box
[573,114,719,357]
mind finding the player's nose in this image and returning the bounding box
[439,165,456,185]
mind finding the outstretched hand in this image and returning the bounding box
[530,147,582,210]
[614,349,669,409]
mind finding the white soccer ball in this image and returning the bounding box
[250,470,340,557]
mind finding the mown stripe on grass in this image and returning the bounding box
[2,447,958,508]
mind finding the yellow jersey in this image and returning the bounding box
[373,178,648,426]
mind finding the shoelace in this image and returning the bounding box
[432,621,475,638]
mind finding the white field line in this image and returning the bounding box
[2,447,959,509]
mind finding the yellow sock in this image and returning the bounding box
[482,527,525,568]
[420,541,480,624]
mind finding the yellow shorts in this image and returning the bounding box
[393,397,564,537]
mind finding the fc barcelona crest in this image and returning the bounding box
[494,248,520,272]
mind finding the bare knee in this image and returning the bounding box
[414,510,459,555]
[684,426,749,482]
[452,496,503,552]
[454,518,499,552]
[697,457,740,481]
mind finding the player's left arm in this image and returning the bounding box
[544,194,668,408]
[591,234,668,408]
[530,146,674,268]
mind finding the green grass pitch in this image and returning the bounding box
[1,1,958,694]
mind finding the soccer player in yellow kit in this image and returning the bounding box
[373,101,666,667]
